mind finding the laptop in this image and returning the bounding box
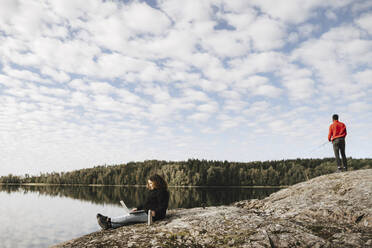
[120,200,145,215]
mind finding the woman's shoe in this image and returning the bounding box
[96,213,112,230]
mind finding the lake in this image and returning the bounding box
[0,185,281,248]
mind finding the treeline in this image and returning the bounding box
[1,158,371,186]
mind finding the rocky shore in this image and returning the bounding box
[52,169,372,248]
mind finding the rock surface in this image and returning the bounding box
[52,169,372,248]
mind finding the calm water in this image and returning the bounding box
[0,185,280,248]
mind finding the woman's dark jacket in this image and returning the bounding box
[137,189,170,221]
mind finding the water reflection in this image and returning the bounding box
[0,185,280,209]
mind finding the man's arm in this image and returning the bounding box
[328,125,333,141]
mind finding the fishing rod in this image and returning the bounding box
[308,141,329,154]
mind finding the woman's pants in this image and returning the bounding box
[110,212,148,228]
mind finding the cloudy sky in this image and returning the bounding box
[0,0,371,176]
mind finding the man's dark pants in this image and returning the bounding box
[332,137,347,171]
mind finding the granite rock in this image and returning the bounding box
[52,169,372,248]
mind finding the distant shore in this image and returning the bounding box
[0,182,287,188]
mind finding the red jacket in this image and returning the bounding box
[328,120,347,141]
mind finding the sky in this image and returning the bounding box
[0,0,371,176]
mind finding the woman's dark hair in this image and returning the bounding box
[332,114,339,120]
[148,174,168,190]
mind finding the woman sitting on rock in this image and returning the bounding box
[96,174,170,229]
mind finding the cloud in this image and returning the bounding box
[248,16,286,51]
[242,101,270,116]
[230,52,286,75]
[48,0,102,21]
[0,0,19,30]
[223,9,256,30]
[354,69,372,86]
[282,78,315,100]
[200,30,250,57]
[355,12,372,35]
[268,119,288,133]
[234,75,282,98]
[298,23,320,38]
[249,0,353,24]
[142,28,198,60]
[38,85,70,98]
[7,37,100,75]
[116,88,143,104]
[159,0,213,24]
[3,66,50,84]
[92,94,119,111]
[89,82,117,95]
[218,115,245,130]
[81,13,131,53]
[68,79,90,91]
[253,84,283,98]
[292,24,372,99]
[197,102,219,113]
[0,1,46,39]
[325,10,338,21]
[148,103,173,120]
[352,1,372,14]
[142,84,171,102]
[182,88,211,103]
[69,91,91,107]
[0,74,23,88]
[123,2,171,35]
[236,75,269,87]
[224,100,248,113]
[95,53,148,79]
[250,0,317,23]
[40,67,70,83]
[188,112,211,122]
[348,101,371,112]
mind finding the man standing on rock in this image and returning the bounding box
[328,114,347,172]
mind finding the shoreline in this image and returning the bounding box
[0,183,287,188]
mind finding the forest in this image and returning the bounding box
[1,158,371,186]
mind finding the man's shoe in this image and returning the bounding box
[96,213,111,230]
